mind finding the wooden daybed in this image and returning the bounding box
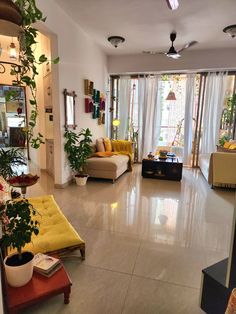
[8,195,85,259]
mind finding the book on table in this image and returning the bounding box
[35,263,62,278]
[33,253,62,277]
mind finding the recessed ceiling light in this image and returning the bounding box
[223,25,236,38]
[166,0,179,10]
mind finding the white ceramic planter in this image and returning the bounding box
[4,251,34,287]
[75,175,88,186]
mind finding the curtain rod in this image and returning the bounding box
[110,69,236,78]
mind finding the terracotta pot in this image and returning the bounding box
[4,251,34,287]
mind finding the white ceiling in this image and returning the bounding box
[55,0,236,55]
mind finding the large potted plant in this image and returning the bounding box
[64,128,93,186]
[0,148,26,180]
[0,194,39,287]
[0,148,27,198]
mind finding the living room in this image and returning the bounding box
[0,0,236,313]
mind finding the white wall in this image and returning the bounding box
[36,0,108,185]
[108,48,236,74]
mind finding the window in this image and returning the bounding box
[219,75,236,143]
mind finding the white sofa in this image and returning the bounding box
[85,154,130,182]
[199,152,236,188]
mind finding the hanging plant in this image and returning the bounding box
[7,0,59,149]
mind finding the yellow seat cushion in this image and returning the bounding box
[10,195,84,255]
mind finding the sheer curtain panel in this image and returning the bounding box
[118,77,131,139]
[183,74,196,166]
[201,72,228,154]
[138,76,161,160]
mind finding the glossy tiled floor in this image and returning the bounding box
[24,165,235,314]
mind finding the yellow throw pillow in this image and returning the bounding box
[103,137,112,152]
[224,142,231,148]
[229,144,236,150]
[93,151,115,157]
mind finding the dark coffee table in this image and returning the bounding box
[142,157,183,181]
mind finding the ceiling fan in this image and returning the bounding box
[143,32,198,59]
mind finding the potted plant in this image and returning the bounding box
[0,148,27,198]
[0,148,26,180]
[64,128,93,186]
[0,193,39,287]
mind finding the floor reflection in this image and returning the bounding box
[23,163,235,313]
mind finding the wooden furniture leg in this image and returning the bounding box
[64,286,71,304]
[80,246,85,260]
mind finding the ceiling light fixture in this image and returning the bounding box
[108,36,125,48]
[223,25,236,38]
[166,0,179,10]
[0,0,22,37]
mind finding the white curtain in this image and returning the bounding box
[183,74,196,166]
[118,77,131,139]
[138,75,162,160]
[201,72,228,154]
[105,78,111,138]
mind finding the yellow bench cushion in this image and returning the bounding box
[14,195,84,255]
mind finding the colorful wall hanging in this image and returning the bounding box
[84,79,106,125]
[85,98,94,113]
[84,79,94,96]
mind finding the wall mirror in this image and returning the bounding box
[0,84,28,149]
[63,89,77,130]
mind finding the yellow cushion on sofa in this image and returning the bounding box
[104,137,112,152]
[224,142,232,148]
[93,151,116,157]
[11,195,85,255]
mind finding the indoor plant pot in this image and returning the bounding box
[64,128,93,186]
[4,251,34,287]
[0,197,39,287]
[75,174,89,186]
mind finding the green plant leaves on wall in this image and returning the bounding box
[9,0,60,149]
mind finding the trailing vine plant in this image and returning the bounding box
[7,0,59,148]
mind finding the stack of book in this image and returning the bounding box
[33,253,62,278]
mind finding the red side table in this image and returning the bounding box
[5,261,72,314]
